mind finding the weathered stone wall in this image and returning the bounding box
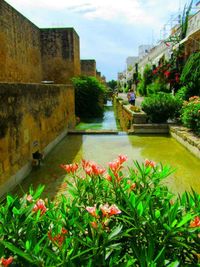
[0,83,75,195]
[41,28,81,83]
[0,0,42,82]
[170,126,200,159]
[81,60,96,77]
[0,1,81,84]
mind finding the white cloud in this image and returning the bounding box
[6,0,186,29]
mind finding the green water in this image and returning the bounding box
[16,103,200,200]
[18,134,200,200]
[76,102,120,130]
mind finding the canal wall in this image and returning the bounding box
[114,97,200,159]
[170,126,200,159]
[0,83,75,197]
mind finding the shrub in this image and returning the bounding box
[137,65,153,96]
[175,85,189,101]
[146,80,169,95]
[72,76,106,119]
[0,156,199,266]
[180,52,200,98]
[181,96,200,135]
[141,92,180,123]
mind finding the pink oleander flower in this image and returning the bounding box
[26,194,33,203]
[190,216,200,228]
[109,204,122,216]
[144,159,156,168]
[90,221,98,229]
[32,199,47,215]
[127,180,136,191]
[100,203,121,217]
[0,257,13,267]
[48,228,68,247]
[118,154,128,164]
[82,159,105,176]
[60,163,79,174]
[104,173,112,182]
[86,205,98,218]
[108,159,121,173]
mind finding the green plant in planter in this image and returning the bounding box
[181,96,200,135]
[141,92,180,123]
[130,105,141,112]
[0,156,199,266]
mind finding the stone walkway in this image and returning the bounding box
[118,93,144,107]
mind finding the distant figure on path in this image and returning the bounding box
[127,88,136,105]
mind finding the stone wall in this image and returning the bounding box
[0,0,42,83]
[170,126,200,159]
[0,0,81,83]
[114,97,147,131]
[41,28,81,83]
[81,60,96,77]
[0,83,75,196]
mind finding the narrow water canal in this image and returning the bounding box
[17,102,200,200]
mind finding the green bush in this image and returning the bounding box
[72,76,106,119]
[175,85,189,101]
[141,93,180,123]
[0,157,199,266]
[181,96,200,135]
[146,80,169,95]
[180,52,200,98]
[137,65,153,96]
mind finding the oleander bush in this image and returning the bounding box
[0,156,200,266]
[181,96,200,135]
[141,92,181,123]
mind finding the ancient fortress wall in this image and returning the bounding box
[0,83,75,196]
[0,0,81,83]
[81,60,97,77]
[41,28,81,83]
[0,0,42,82]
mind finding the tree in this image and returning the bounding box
[107,80,117,90]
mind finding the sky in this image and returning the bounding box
[6,0,190,81]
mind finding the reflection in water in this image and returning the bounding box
[18,134,200,200]
[76,101,120,130]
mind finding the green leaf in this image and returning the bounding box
[177,214,192,228]
[155,210,160,219]
[108,225,123,240]
[12,207,21,215]
[137,202,144,216]
[166,260,180,267]
[6,195,14,207]
[0,240,34,263]
[25,240,30,250]
[33,185,45,199]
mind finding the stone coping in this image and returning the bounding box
[68,130,119,135]
[170,125,200,159]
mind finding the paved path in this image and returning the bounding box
[118,93,144,107]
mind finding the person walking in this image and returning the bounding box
[127,89,136,105]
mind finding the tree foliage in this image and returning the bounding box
[72,76,106,119]
[180,52,200,98]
